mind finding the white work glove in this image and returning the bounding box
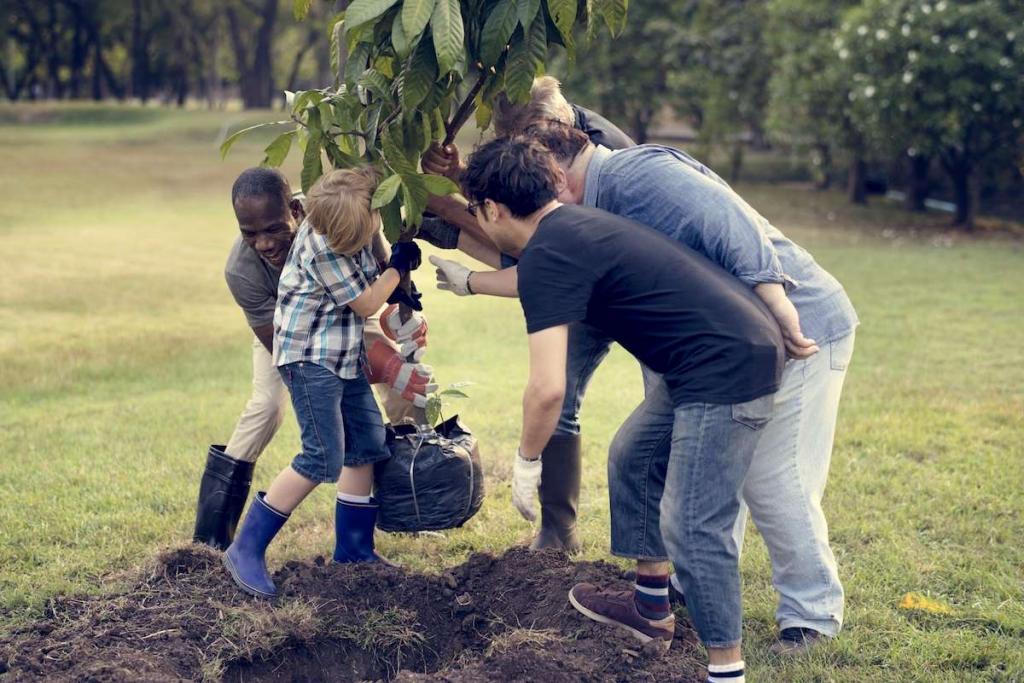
[512,449,543,522]
[380,303,428,362]
[430,255,474,296]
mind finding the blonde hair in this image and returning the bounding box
[493,76,576,136]
[305,167,380,256]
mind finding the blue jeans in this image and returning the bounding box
[278,362,390,483]
[608,371,774,648]
[733,332,855,636]
[556,322,614,435]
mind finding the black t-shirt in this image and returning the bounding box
[517,204,784,406]
[572,104,635,151]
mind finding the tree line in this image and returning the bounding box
[563,0,1024,229]
[5,0,1022,228]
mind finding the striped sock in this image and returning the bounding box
[707,661,745,683]
[633,573,671,620]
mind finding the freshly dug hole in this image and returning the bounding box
[1,545,705,682]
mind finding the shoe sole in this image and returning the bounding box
[568,589,672,654]
[222,553,276,600]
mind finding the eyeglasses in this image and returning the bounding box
[466,200,482,218]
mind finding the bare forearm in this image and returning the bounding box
[252,323,275,354]
[350,268,401,318]
[428,194,493,246]
[753,281,787,307]
[456,230,503,269]
[520,385,564,457]
[469,267,518,298]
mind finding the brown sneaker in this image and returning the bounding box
[569,583,674,653]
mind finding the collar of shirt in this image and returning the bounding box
[582,144,612,208]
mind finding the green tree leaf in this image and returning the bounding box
[516,0,541,28]
[505,27,534,103]
[401,172,429,226]
[372,173,403,208]
[597,0,629,36]
[402,0,436,41]
[391,12,412,58]
[301,133,324,192]
[219,121,289,159]
[545,0,577,56]
[345,42,373,87]
[344,0,401,30]
[293,0,314,20]
[261,131,296,167]
[358,68,395,105]
[382,124,417,175]
[379,196,404,243]
[421,173,461,196]
[401,35,439,112]
[431,0,465,74]
[481,0,518,66]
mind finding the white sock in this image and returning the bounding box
[707,660,745,683]
[337,492,371,504]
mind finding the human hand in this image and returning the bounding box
[754,283,818,360]
[387,241,422,276]
[381,303,428,362]
[429,255,474,296]
[512,449,542,522]
[365,339,437,407]
[422,142,464,180]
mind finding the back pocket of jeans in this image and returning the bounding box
[731,394,775,430]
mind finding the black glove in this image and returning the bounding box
[387,241,422,276]
[416,214,462,250]
[387,279,424,311]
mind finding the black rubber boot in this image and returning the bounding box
[193,445,255,550]
[530,434,582,553]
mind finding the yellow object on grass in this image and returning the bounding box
[899,592,954,615]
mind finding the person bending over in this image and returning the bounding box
[459,136,785,683]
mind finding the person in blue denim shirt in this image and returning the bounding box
[223,168,423,599]
[434,122,859,654]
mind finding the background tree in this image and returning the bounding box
[837,0,1024,228]
[560,0,691,144]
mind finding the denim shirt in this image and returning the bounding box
[583,145,859,344]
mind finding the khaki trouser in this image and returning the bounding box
[224,311,421,463]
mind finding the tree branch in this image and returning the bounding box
[443,70,490,146]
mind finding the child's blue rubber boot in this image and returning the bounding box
[334,498,393,565]
[223,492,289,598]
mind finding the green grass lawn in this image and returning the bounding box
[1,103,1022,682]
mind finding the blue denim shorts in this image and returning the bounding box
[278,361,390,483]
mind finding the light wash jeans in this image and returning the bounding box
[611,333,855,637]
[732,331,855,636]
[608,371,775,648]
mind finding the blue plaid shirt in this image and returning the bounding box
[273,220,381,378]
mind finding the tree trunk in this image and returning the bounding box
[814,143,833,190]
[729,141,744,184]
[948,161,977,230]
[631,109,649,144]
[226,0,278,109]
[847,157,867,204]
[904,154,930,212]
[46,0,63,98]
[131,0,149,102]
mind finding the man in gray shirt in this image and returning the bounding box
[193,168,433,550]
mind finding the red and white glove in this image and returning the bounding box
[380,303,428,362]
[365,339,437,407]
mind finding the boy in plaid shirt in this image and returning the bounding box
[224,167,422,598]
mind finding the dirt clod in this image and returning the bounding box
[0,545,704,682]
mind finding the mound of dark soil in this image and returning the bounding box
[0,545,704,682]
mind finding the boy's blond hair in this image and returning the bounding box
[493,76,576,136]
[306,166,380,256]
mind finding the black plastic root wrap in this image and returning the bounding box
[374,415,484,532]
